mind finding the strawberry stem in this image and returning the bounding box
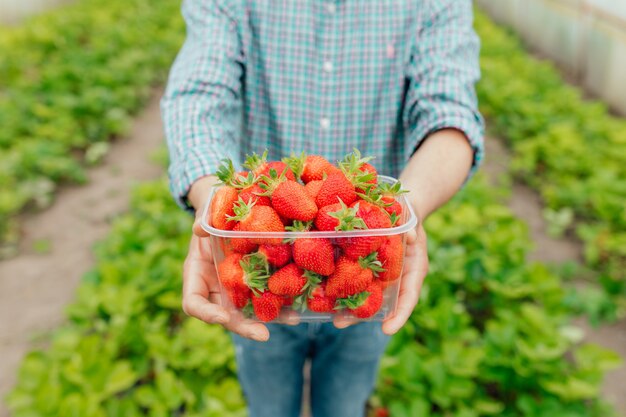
[336,291,371,310]
[243,150,268,171]
[328,200,367,231]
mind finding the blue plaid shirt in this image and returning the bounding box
[162,0,484,210]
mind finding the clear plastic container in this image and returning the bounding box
[200,175,418,323]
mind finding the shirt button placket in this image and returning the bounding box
[320,2,336,137]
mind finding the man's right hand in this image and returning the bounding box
[182,176,270,342]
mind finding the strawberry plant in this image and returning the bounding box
[372,176,621,417]
[0,0,184,254]
[474,9,626,319]
[5,175,620,416]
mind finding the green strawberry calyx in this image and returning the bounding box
[336,291,371,310]
[358,252,385,276]
[328,200,367,231]
[282,151,307,181]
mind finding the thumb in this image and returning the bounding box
[193,211,210,237]
[405,227,418,245]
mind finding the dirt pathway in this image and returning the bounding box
[484,136,626,416]
[0,92,164,416]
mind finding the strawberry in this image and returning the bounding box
[315,172,356,207]
[258,243,292,268]
[283,296,294,307]
[376,235,404,282]
[316,200,366,232]
[239,183,271,207]
[217,253,247,292]
[268,264,306,296]
[338,201,391,259]
[304,180,324,200]
[228,287,252,309]
[381,196,402,217]
[338,149,378,193]
[217,253,269,293]
[286,221,336,275]
[357,162,378,193]
[227,198,284,244]
[244,150,296,181]
[259,170,318,221]
[337,281,383,318]
[293,237,336,275]
[283,152,339,183]
[326,254,384,298]
[210,186,238,230]
[378,182,408,218]
[306,283,337,313]
[268,264,321,296]
[229,223,258,254]
[252,291,285,322]
[353,200,392,229]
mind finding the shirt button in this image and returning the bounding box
[325,3,336,13]
[320,118,330,130]
[323,61,333,73]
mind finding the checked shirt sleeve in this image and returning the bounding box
[161,0,244,211]
[403,0,485,178]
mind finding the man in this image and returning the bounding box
[161,1,483,416]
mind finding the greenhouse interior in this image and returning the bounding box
[1,0,625,416]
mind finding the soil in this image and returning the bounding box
[0,92,165,416]
[484,136,626,416]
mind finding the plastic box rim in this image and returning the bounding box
[200,175,418,238]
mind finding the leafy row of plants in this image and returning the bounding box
[6,175,620,417]
[6,180,247,417]
[474,9,626,317]
[372,177,620,417]
[0,0,184,254]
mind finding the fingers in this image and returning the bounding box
[182,293,230,324]
[405,227,418,245]
[333,311,359,329]
[193,215,210,237]
[382,283,418,335]
[225,321,271,342]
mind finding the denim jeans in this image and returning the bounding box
[231,322,390,417]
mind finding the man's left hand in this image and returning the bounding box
[333,222,429,333]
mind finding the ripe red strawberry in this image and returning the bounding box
[338,281,383,318]
[244,151,296,181]
[228,287,252,309]
[268,263,308,296]
[217,253,247,292]
[227,198,284,244]
[338,201,391,259]
[259,170,318,221]
[338,149,378,193]
[316,201,367,232]
[218,253,269,293]
[283,153,339,183]
[252,291,284,322]
[305,180,324,200]
[283,296,294,307]
[315,172,356,207]
[229,223,258,254]
[356,162,378,193]
[258,243,292,268]
[293,237,336,275]
[378,182,408,219]
[210,186,238,230]
[326,254,383,298]
[377,235,404,282]
[353,200,392,229]
[381,196,402,217]
[307,283,337,313]
[239,183,271,207]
